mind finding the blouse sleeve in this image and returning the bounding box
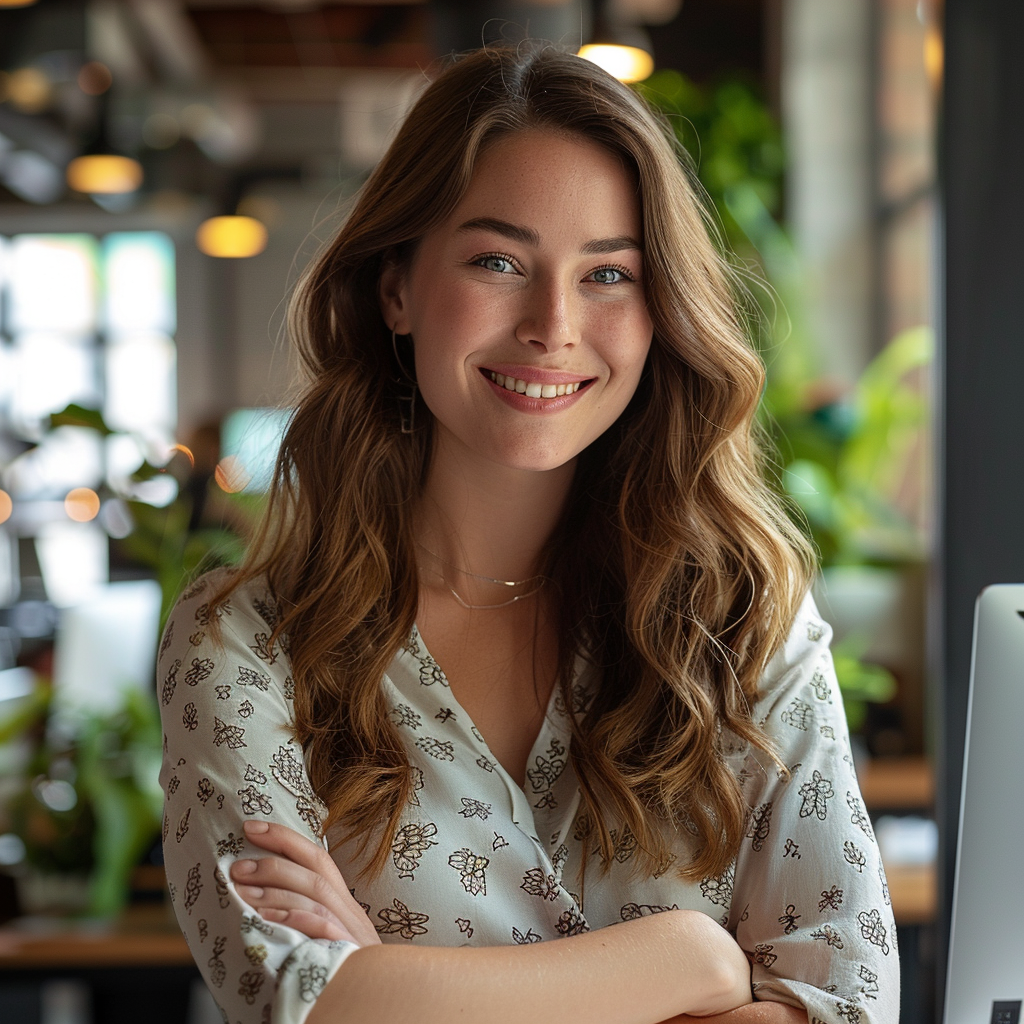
[157,572,358,1024]
[729,593,900,1024]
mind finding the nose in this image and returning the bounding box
[514,275,579,352]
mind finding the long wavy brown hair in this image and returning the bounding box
[207,43,814,883]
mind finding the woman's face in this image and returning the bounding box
[381,129,653,476]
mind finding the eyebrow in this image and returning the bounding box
[457,217,642,256]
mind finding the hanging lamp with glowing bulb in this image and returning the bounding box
[578,0,655,84]
[66,88,143,196]
[195,214,268,258]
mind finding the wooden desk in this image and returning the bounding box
[860,756,935,812]
[0,904,191,970]
[858,756,937,927]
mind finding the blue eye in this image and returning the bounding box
[477,255,515,274]
[590,267,630,284]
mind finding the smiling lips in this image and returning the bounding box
[485,370,592,399]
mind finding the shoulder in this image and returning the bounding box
[752,588,836,721]
[157,569,293,709]
[160,569,282,652]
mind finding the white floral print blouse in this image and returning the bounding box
[158,571,899,1024]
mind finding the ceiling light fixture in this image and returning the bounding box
[66,85,143,197]
[195,215,268,259]
[66,153,143,194]
[578,0,655,84]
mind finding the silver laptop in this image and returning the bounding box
[944,584,1024,1024]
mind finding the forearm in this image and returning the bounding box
[660,1004,808,1024]
[308,910,748,1024]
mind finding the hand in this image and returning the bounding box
[672,911,753,1018]
[229,820,382,947]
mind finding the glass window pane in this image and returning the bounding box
[10,334,100,430]
[2,427,104,499]
[0,339,12,418]
[103,232,176,334]
[104,333,176,439]
[0,236,9,332]
[9,235,100,334]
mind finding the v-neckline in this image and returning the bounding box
[406,622,564,795]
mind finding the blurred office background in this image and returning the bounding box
[0,0,970,1021]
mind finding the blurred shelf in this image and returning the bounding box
[885,861,936,927]
[860,756,934,811]
[0,903,191,969]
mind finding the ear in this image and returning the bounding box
[379,260,411,336]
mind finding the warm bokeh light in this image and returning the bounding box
[171,443,196,468]
[0,1,40,9]
[925,24,943,91]
[7,67,51,113]
[77,61,113,96]
[64,487,101,522]
[196,215,268,258]
[67,154,144,195]
[215,456,251,493]
[0,490,12,525]
[578,44,654,84]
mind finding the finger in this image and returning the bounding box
[242,821,331,875]
[259,907,360,944]
[233,881,330,918]
[229,853,379,947]
[231,856,348,921]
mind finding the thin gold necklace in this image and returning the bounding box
[415,541,547,610]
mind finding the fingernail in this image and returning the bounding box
[244,820,269,834]
[232,859,257,875]
[262,908,287,921]
[238,884,264,898]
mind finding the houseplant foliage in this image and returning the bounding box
[0,405,257,915]
[3,682,163,917]
[637,70,932,731]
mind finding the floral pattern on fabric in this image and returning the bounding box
[160,571,898,1024]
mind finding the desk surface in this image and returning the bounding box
[0,904,192,969]
[859,756,935,812]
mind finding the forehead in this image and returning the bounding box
[443,129,642,240]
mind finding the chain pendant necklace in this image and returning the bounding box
[415,540,548,610]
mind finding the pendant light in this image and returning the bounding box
[66,77,143,196]
[578,0,655,84]
[195,214,268,259]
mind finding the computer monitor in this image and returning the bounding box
[220,407,291,493]
[944,584,1024,1024]
[50,579,162,719]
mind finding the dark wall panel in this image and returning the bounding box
[939,0,1024,1012]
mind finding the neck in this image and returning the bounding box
[414,433,575,590]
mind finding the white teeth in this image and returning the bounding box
[488,372,585,397]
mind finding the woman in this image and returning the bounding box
[159,44,899,1024]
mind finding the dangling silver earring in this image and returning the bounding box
[392,328,417,434]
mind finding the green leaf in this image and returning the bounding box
[49,403,114,436]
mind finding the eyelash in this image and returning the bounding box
[471,252,519,273]
[590,263,635,284]
[471,253,637,283]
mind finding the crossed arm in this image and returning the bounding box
[230,821,807,1024]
